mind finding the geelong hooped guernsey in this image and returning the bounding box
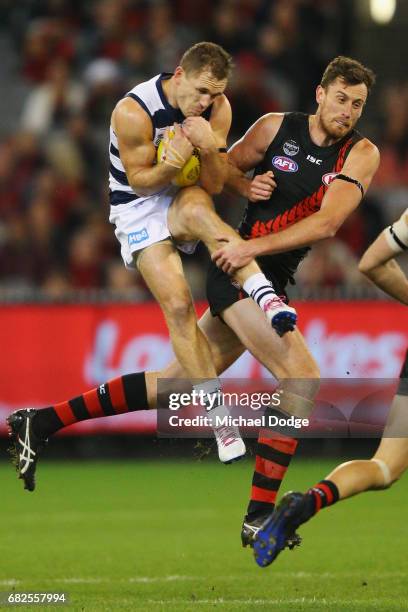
[109,73,211,207]
[239,112,363,286]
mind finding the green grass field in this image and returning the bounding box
[1,456,407,611]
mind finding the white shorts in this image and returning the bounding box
[109,187,198,269]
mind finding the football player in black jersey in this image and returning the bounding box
[206,56,380,547]
[253,207,408,568]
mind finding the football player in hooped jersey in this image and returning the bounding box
[106,41,296,463]
[6,42,299,490]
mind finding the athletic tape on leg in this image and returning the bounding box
[372,458,392,487]
[384,209,408,253]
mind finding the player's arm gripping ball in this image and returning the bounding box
[157,128,201,187]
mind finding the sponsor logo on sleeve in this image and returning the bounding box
[128,228,149,245]
[272,156,298,173]
[283,140,299,156]
[322,172,338,186]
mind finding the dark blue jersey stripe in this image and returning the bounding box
[109,189,137,206]
[109,162,129,186]
[110,142,120,158]
[152,108,184,129]
[126,93,152,118]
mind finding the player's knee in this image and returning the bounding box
[357,259,369,275]
[277,358,320,391]
[181,190,213,226]
[274,358,320,418]
[161,292,195,326]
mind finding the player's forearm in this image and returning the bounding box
[224,164,251,198]
[199,149,228,194]
[362,260,408,305]
[128,163,179,196]
[249,213,333,257]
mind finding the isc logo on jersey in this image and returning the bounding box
[272,156,298,173]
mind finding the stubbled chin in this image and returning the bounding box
[335,120,350,132]
[330,124,347,138]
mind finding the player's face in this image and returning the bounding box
[174,67,227,117]
[317,77,368,140]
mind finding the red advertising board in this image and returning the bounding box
[1,301,407,435]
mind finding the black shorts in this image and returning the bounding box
[397,348,408,396]
[206,260,290,318]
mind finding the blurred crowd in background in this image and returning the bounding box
[0,0,407,300]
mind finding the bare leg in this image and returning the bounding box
[145,307,245,407]
[326,394,408,499]
[167,186,260,286]
[221,298,319,390]
[137,241,217,379]
[136,254,247,463]
[168,186,297,335]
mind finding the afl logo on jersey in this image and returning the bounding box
[322,172,338,186]
[272,156,298,173]
[283,140,299,156]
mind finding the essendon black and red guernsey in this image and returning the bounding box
[239,111,363,286]
[208,111,362,521]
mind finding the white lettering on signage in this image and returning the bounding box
[84,319,407,384]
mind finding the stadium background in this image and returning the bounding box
[1,1,408,610]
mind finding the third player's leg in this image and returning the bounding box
[326,394,408,499]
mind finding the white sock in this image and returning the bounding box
[193,379,222,412]
[243,272,279,311]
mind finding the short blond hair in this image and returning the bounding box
[180,42,233,80]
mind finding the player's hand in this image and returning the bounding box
[182,117,217,150]
[212,237,257,275]
[249,171,276,202]
[167,123,194,162]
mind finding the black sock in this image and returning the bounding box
[32,372,149,438]
[301,479,340,523]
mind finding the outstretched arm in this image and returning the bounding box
[358,209,408,304]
